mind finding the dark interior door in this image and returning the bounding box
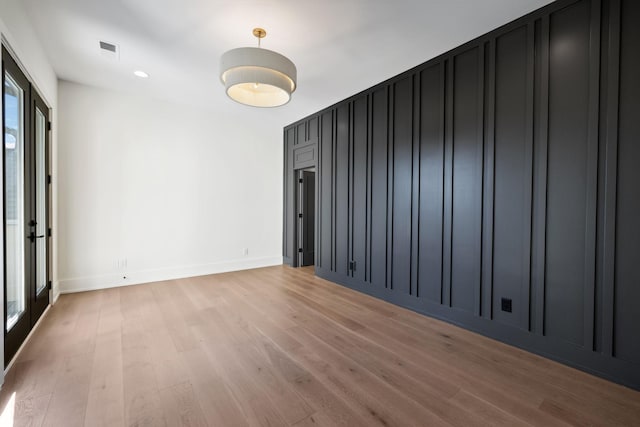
[298,170,315,266]
[3,47,50,365]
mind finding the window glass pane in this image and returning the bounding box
[4,72,26,331]
[36,107,47,295]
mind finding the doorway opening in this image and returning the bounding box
[296,168,315,267]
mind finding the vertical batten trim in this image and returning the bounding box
[475,44,486,318]
[331,109,337,272]
[438,62,446,305]
[386,85,395,289]
[443,58,454,307]
[348,102,355,278]
[583,0,602,352]
[482,40,496,320]
[317,118,322,268]
[534,15,550,336]
[601,0,620,357]
[412,73,421,298]
[366,94,372,283]
[523,22,536,331]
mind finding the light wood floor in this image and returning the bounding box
[1,266,639,426]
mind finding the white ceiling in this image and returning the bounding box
[23,0,554,125]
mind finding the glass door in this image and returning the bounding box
[3,49,31,360]
[3,47,50,365]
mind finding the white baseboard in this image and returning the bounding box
[58,256,283,294]
[52,288,60,304]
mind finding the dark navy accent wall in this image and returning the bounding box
[283,0,640,390]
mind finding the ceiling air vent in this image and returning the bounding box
[99,41,117,53]
[99,40,119,60]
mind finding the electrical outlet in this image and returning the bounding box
[501,297,512,313]
[242,248,249,256]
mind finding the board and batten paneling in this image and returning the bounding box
[492,24,534,330]
[318,111,333,271]
[450,46,484,314]
[544,0,596,349]
[391,76,414,296]
[334,104,350,276]
[614,0,640,365]
[418,63,445,304]
[283,0,640,390]
[369,88,389,289]
[351,96,368,283]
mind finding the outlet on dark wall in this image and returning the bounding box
[501,298,513,313]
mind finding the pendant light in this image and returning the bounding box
[220,28,297,107]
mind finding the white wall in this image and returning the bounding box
[0,2,57,103]
[57,81,283,293]
[0,0,58,379]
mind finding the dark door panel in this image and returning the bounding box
[300,171,315,267]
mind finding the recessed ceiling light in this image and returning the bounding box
[133,70,149,78]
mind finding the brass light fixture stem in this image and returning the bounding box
[253,27,266,48]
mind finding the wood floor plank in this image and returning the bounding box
[288,326,452,427]
[42,353,93,427]
[254,330,371,427]
[220,286,303,351]
[0,366,18,412]
[195,304,315,426]
[200,342,290,427]
[13,394,51,427]
[9,358,64,403]
[187,307,290,426]
[291,411,341,427]
[242,271,570,426]
[158,381,208,427]
[180,348,250,427]
[448,390,531,427]
[84,330,125,427]
[13,395,51,427]
[150,280,201,353]
[1,265,637,427]
[539,399,610,427]
[120,287,168,427]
